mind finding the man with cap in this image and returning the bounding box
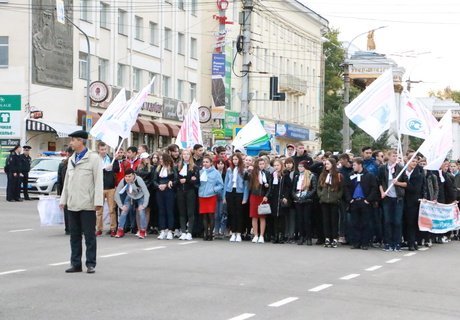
[5,144,22,202]
[285,144,296,157]
[59,130,103,274]
[20,145,32,200]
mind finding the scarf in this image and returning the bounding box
[159,166,168,178]
[258,171,267,185]
[232,167,238,186]
[179,163,188,177]
[200,169,208,182]
[297,172,304,191]
[325,173,332,185]
[101,155,111,171]
[439,170,445,183]
[350,172,363,182]
[273,171,279,185]
[387,163,396,179]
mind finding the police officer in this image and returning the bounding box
[6,144,22,202]
[59,130,103,274]
[20,145,32,200]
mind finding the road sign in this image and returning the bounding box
[86,115,93,131]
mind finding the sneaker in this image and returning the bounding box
[157,230,166,240]
[426,239,433,247]
[252,235,259,243]
[95,230,103,237]
[179,233,187,240]
[395,244,401,252]
[136,231,140,237]
[257,236,265,244]
[229,234,236,242]
[383,244,391,252]
[235,233,242,242]
[115,228,124,238]
[441,236,449,243]
[174,229,182,238]
[338,236,346,244]
[110,230,116,237]
[324,238,331,248]
[166,230,173,240]
[185,233,193,241]
[139,229,146,239]
[332,239,338,248]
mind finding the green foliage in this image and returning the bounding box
[319,108,343,152]
[409,136,424,151]
[351,128,391,154]
[429,87,460,103]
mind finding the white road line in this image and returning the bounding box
[228,313,256,320]
[404,252,417,257]
[143,246,166,251]
[49,261,69,266]
[178,241,198,245]
[0,269,26,275]
[386,258,401,264]
[9,228,33,233]
[340,273,360,280]
[418,247,429,251]
[365,265,382,271]
[268,297,299,307]
[100,252,128,258]
[308,284,333,292]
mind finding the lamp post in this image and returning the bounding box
[342,26,387,152]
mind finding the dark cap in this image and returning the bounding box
[23,145,32,150]
[287,144,295,149]
[68,130,88,139]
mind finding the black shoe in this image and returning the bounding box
[361,246,369,250]
[315,239,324,245]
[408,246,415,251]
[86,266,96,274]
[278,233,285,244]
[306,239,313,246]
[351,245,361,249]
[14,199,23,202]
[65,266,82,273]
[65,230,71,235]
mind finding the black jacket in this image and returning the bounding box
[267,171,292,216]
[19,154,32,173]
[136,165,155,190]
[153,166,178,190]
[405,165,425,204]
[5,152,21,174]
[291,172,317,203]
[377,163,408,198]
[293,152,313,171]
[176,164,200,192]
[102,158,119,190]
[247,169,271,197]
[345,169,379,203]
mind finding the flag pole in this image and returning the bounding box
[111,138,125,165]
[384,148,419,195]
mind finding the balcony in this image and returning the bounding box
[279,74,307,96]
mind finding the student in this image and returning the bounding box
[283,157,296,242]
[214,158,228,238]
[198,156,224,240]
[114,168,150,239]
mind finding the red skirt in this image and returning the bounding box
[249,194,266,218]
[199,195,217,214]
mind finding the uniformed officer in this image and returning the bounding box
[20,145,32,200]
[59,130,103,274]
[5,144,22,202]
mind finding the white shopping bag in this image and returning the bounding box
[37,195,64,226]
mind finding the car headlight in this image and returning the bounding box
[37,175,54,183]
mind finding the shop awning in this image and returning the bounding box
[26,119,83,138]
[152,122,171,136]
[168,124,180,136]
[137,119,156,135]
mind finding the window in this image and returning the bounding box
[190,37,197,59]
[191,0,197,16]
[162,76,170,97]
[79,52,88,79]
[118,9,127,35]
[177,79,184,100]
[164,28,172,50]
[178,0,184,10]
[100,2,110,29]
[149,22,159,46]
[98,58,108,82]
[133,68,142,91]
[189,82,196,102]
[149,72,158,95]
[177,33,185,55]
[0,36,8,67]
[135,16,143,40]
[80,0,92,22]
[117,63,126,87]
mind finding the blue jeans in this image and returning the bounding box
[157,189,175,230]
[119,197,147,230]
[382,197,404,247]
[214,194,227,234]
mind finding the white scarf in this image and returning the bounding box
[325,173,332,185]
[200,169,208,182]
[101,155,111,171]
[232,167,238,186]
[273,171,279,185]
[297,172,304,191]
[439,170,445,183]
[258,171,267,185]
[406,169,413,180]
[350,173,363,182]
[179,163,188,177]
[159,167,168,178]
[388,163,396,179]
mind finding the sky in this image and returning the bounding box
[299,0,460,97]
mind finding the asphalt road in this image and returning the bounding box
[1,198,459,320]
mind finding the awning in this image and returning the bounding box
[169,124,180,136]
[137,119,156,135]
[26,119,82,138]
[152,122,171,136]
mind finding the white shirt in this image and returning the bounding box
[232,167,238,188]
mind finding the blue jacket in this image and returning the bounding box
[198,166,224,198]
[222,167,249,202]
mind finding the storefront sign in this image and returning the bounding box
[0,138,20,168]
[224,110,239,137]
[262,120,276,136]
[141,95,163,118]
[275,123,309,140]
[0,95,21,138]
[163,98,187,121]
[212,54,226,77]
[211,106,225,120]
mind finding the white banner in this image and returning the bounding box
[418,200,460,234]
[400,91,438,139]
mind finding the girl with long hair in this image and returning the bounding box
[214,158,228,238]
[317,158,343,248]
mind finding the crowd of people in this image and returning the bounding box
[57,141,460,251]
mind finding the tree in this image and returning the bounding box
[429,86,460,103]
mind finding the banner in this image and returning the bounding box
[175,99,203,148]
[418,200,460,234]
[345,68,396,140]
[400,91,438,139]
[232,114,270,149]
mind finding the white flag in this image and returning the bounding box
[232,114,269,149]
[418,110,453,170]
[400,91,438,139]
[175,100,203,148]
[345,68,396,140]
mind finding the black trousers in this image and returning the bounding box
[273,214,286,236]
[21,172,30,199]
[68,210,97,268]
[322,203,339,240]
[226,191,244,233]
[404,201,419,247]
[349,200,372,246]
[295,202,312,239]
[6,172,21,201]
[177,188,196,233]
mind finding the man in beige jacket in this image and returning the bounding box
[59,130,103,274]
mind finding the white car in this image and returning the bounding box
[27,157,65,195]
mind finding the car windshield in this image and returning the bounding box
[31,159,61,172]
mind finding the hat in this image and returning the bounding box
[140,152,150,160]
[287,144,295,149]
[68,130,88,139]
[23,145,32,150]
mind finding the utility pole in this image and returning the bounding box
[240,0,253,125]
[342,61,351,152]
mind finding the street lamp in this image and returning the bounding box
[341,26,387,152]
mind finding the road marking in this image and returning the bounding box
[418,247,429,251]
[228,313,256,320]
[386,258,401,264]
[0,269,26,275]
[365,265,382,271]
[404,252,417,257]
[100,252,128,258]
[178,241,198,245]
[9,228,33,233]
[49,261,69,266]
[268,297,299,307]
[340,273,360,280]
[308,284,333,292]
[143,246,166,251]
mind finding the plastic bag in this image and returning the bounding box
[37,195,64,226]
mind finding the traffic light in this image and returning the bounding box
[269,76,286,101]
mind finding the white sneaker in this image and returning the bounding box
[230,234,236,242]
[236,233,242,242]
[186,232,193,241]
[166,230,173,240]
[252,235,259,243]
[257,236,265,244]
[442,236,449,243]
[179,233,186,240]
[157,230,166,240]
[174,229,181,238]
